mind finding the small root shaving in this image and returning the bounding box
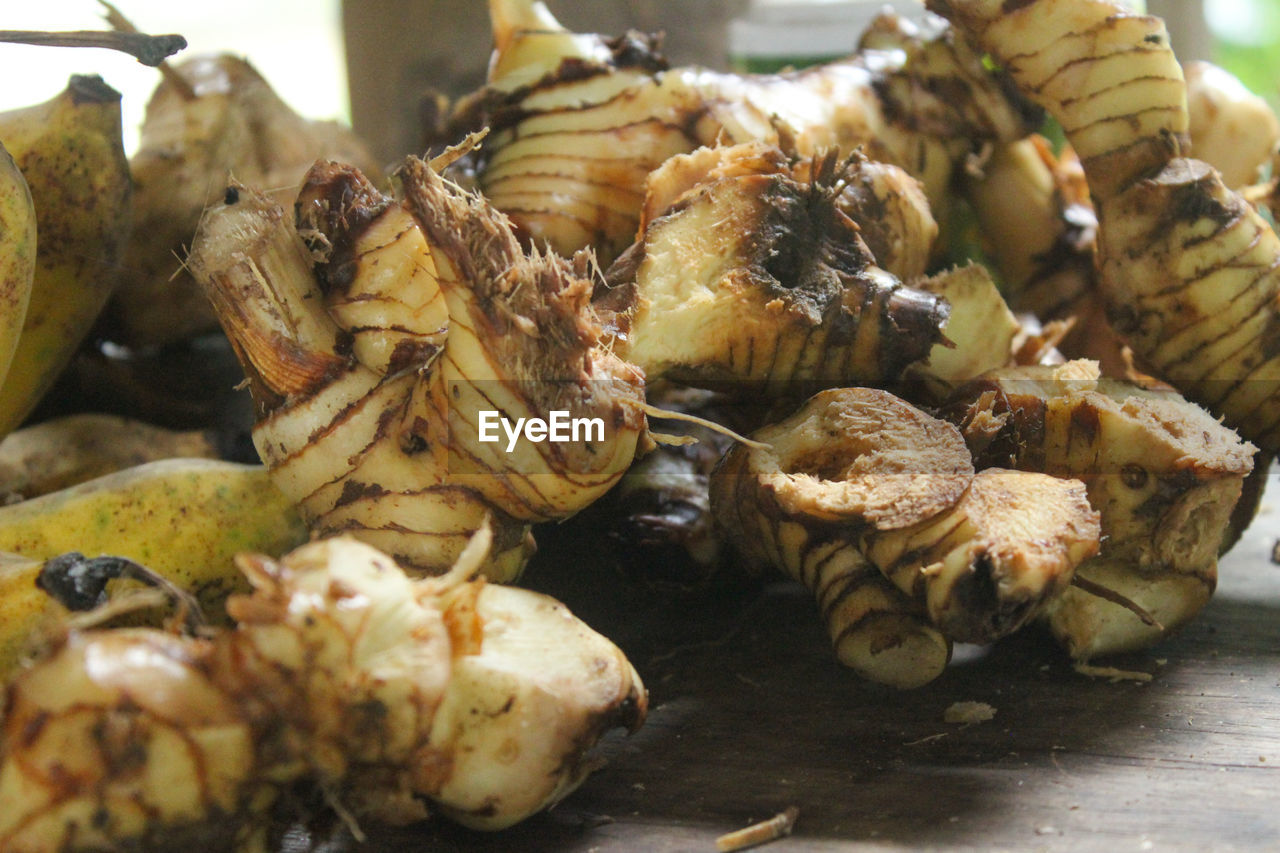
[715,806,800,852]
[1072,662,1155,683]
[638,400,771,450]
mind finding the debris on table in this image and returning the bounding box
[715,807,800,852]
[1072,662,1154,683]
[943,701,998,724]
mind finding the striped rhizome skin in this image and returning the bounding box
[710,386,1102,688]
[447,0,1039,265]
[188,157,647,581]
[593,142,1020,395]
[930,0,1280,455]
[0,534,648,850]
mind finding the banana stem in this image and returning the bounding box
[36,552,206,631]
[98,0,196,99]
[0,29,185,67]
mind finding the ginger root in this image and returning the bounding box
[455,0,1036,263]
[710,387,1100,686]
[931,0,1280,455]
[598,143,1016,393]
[941,361,1255,657]
[0,534,646,851]
[188,159,646,580]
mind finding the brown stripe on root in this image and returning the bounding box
[0,536,647,848]
[186,182,355,413]
[864,468,1099,644]
[929,0,1280,455]
[603,143,950,391]
[453,0,1037,264]
[190,159,645,580]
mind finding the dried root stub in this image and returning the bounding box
[710,388,1100,687]
[0,536,646,851]
[598,143,990,392]
[452,0,1035,263]
[941,360,1256,658]
[930,0,1280,455]
[188,159,646,580]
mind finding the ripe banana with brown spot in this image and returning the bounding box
[106,54,382,348]
[0,144,35,398]
[0,551,56,684]
[0,457,307,679]
[0,75,132,435]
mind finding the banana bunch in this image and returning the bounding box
[0,144,36,397]
[0,75,132,437]
[0,457,308,679]
[0,412,220,500]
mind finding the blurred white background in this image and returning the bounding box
[0,0,1275,158]
[0,0,349,153]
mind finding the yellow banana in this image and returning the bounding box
[0,551,56,682]
[0,457,307,678]
[0,75,132,435]
[0,144,35,396]
[0,412,220,500]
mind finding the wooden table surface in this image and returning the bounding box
[294,469,1280,853]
